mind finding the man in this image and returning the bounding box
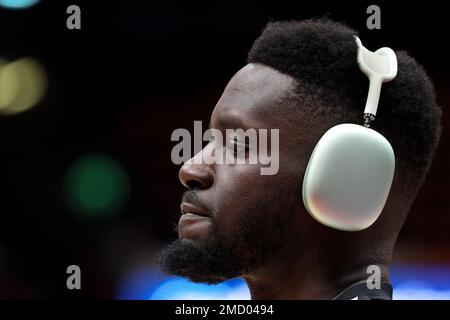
[159,19,442,299]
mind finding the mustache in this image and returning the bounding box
[182,191,213,216]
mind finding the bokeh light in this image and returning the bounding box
[0,57,47,115]
[0,0,40,10]
[115,263,450,300]
[116,265,250,300]
[64,154,131,218]
[391,264,450,300]
[149,277,250,300]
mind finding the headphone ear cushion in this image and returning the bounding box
[302,123,395,231]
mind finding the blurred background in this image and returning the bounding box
[0,0,449,299]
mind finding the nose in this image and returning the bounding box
[179,153,214,190]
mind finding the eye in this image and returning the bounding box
[203,133,215,148]
[228,137,248,155]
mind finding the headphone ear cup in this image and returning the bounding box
[302,123,395,231]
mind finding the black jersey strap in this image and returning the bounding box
[333,280,393,300]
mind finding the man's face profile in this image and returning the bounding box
[159,63,308,284]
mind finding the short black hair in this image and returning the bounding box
[248,19,442,200]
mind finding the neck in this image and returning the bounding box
[242,230,390,299]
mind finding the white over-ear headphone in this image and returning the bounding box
[302,36,398,231]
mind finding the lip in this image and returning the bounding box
[180,202,209,217]
[179,212,210,222]
[178,213,212,240]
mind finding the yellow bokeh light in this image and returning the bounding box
[0,57,47,115]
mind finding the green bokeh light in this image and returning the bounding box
[64,154,130,217]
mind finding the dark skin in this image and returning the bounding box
[178,63,392,299]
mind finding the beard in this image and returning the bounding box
[158,188,297,284]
